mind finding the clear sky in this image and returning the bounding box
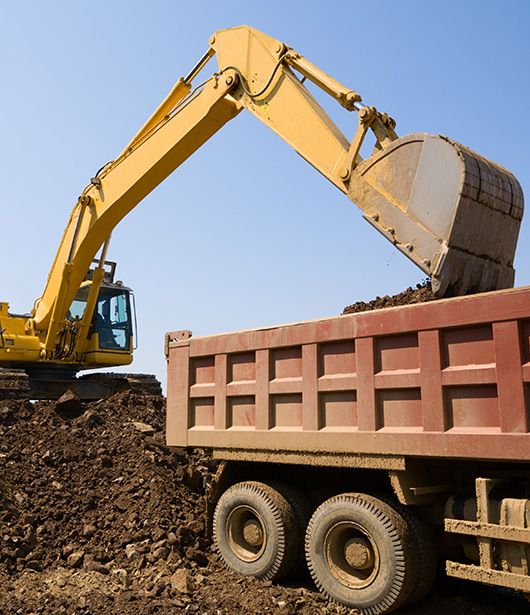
[1,1,529,387]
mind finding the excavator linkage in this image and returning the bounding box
[349,133,523,296]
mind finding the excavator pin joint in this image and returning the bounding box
[339,167,350,180]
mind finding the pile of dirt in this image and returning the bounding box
[342,281,436,314]
[1,393,528,614]
[0,392,212,612]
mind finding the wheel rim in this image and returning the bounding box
[226,505,267,562]
[324,521,380,589]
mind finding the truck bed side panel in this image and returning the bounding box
[166,287,530,462]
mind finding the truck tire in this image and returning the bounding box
[403,513,438,604]
[213,481,299,581]
[377,495,438,604]
[305,493,414,613]
[267,480,312,572]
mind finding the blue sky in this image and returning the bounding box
[1,1,529,386]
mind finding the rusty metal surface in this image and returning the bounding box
[211,448,406,470]
[446,560,530,592]
[348,134,524,296]
[166,286,530,462]
[445,519,530,543]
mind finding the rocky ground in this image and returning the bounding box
[0,391,528,614]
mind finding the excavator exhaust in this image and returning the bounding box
[349,133,523,296]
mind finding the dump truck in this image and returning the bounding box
[165,285,530,613]
[0,25,523,400]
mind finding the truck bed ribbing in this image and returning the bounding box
[166,286,530,464]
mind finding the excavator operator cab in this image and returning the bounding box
[93,285,134,350]
[68,260,136,352]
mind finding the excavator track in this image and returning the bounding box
[0,369,161,401]
[0,369,30,400]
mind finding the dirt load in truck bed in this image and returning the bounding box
[342,280,436,314]
[0,393,528,614]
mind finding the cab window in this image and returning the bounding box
[94,289,132,350]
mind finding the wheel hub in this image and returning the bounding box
[344,537,374,570]
[324,521,379,589]
[226,505,267,562]
[243,518,264,546]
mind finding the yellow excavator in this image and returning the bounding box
[0,26,524,399]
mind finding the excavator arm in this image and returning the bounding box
[15,26,525,364]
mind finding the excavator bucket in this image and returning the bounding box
[348,134,524,296]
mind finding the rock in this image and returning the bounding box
[170,568,191,594]
[62,543,77,557]
[132,421,155,434]
[86,559,109,575]
[112,568,130,587]
[152,545,169,560]
[99,454,113,468]
[54,390,82,415]
[82,524,97,539]
[125,543,139,559]
[185,546,208,567]
[66,550,85,568]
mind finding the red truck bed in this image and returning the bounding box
[166,286,530,464]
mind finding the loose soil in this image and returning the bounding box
[1,392,528,614]
[342,281,435,314]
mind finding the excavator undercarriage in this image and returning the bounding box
[0,368,161,401]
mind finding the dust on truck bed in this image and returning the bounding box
[165,286,530,465]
